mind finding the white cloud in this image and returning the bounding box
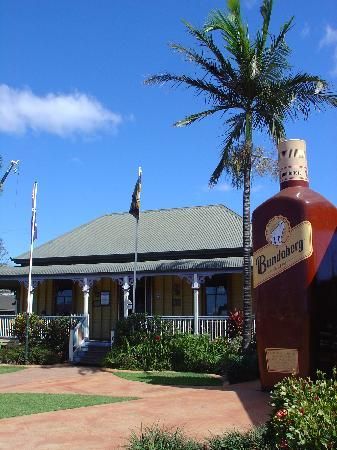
[300,23,310,39]
[319,25,337,76]
[320,25,337,47]
[0,84,123,137]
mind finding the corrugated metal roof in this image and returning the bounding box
[0,258,243,279]
[15,204,243,260]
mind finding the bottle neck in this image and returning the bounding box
[280,180,309,190]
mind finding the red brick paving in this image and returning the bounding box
[0,365,270,449]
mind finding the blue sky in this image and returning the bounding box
[0,0,337,260]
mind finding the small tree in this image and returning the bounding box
[145,0,337,348]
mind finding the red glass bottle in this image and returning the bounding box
[252,139,337,390]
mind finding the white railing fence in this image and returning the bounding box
[0,314,84,339]
[148,315,256,340]
[0,315,16,338]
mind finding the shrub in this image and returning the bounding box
[114,314,173,347]
[29,346,62,365]
[170,334,227,373]
[13,314,75,362]
[13,313,46,347]
[227,309,244,339]
[0,344,26,364]
[44,316,74,359]
[105,334,172,371]
[226,350,259,384]
[0,344,62,365]
[266,370,337,449]
[127,425,200,450]
[207,425,270,450]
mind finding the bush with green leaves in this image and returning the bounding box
[106,333,173,371]
[12,313,75,362]
[127,424,271,450]
[266,370,337,449]
[114,313,173,347]
[107,314,258,378]
[127,425,200,450]
[207,425,270,450]
[0,344,62,365]
[170,333,228,373]
[225,346,259,384]
[13,313,46,347]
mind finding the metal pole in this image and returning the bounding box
[132,219,139,313]
[25,312,29,363]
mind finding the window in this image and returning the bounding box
[55,288,73,315]
[206,285,228,316]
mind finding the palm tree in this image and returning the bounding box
[145,0,337,349]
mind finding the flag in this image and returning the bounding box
[31,182,38,242]
[129,168,142,220]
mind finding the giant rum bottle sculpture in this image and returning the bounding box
[252,139,337,390]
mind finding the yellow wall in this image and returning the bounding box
[17,272,244,335]
[229,273,244,311]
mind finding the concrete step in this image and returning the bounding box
[72,340,111,367]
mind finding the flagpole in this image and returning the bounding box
[27,181,38,314]
[132,167,142,313]
[25,181,37,362]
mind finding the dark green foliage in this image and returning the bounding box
[115,313,173,346]
[0,344,62,365]
[127,425,271,450]
[127,425,200,450]
[207,425,270,449]
[106,315,258,379]
[266,370,337,449]
[44,316,74,357]
[225,349,259,384]
[107,335,172,371]
[12,314,75,362]
[0,344,26,364]
[170,334,228,373]
[13,314,46,347]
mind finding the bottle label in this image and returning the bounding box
[253,215,313,287]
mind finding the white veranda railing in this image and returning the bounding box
[0,314,84,339]
[148,315,230,340]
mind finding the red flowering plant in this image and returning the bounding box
[227,309,244,339]
[266,368,337,449]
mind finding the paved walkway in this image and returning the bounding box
[0,365,270,449]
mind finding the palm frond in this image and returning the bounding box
[255,0,273,57]
[182,21,238,81]
[145,73,240,106]
[173,107,225,127]
[170,43,234,88]
[258,17,293,81]
[209,113,246,186]
[204,5,253,70]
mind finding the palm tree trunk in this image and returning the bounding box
[242,113,253,350]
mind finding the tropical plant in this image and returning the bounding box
[145,0,337,349]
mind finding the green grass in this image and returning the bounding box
[113,371,224,386]
[0,393,138,419]
[0,365,26,375]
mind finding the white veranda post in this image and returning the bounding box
[82,277,90,339]
[123,276,131,319]
[192,273,200,335]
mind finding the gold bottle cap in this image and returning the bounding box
[278,139,309,184]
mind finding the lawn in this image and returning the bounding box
[112,371,224,386]
[0,365,26,375]
[0,393,138,419]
